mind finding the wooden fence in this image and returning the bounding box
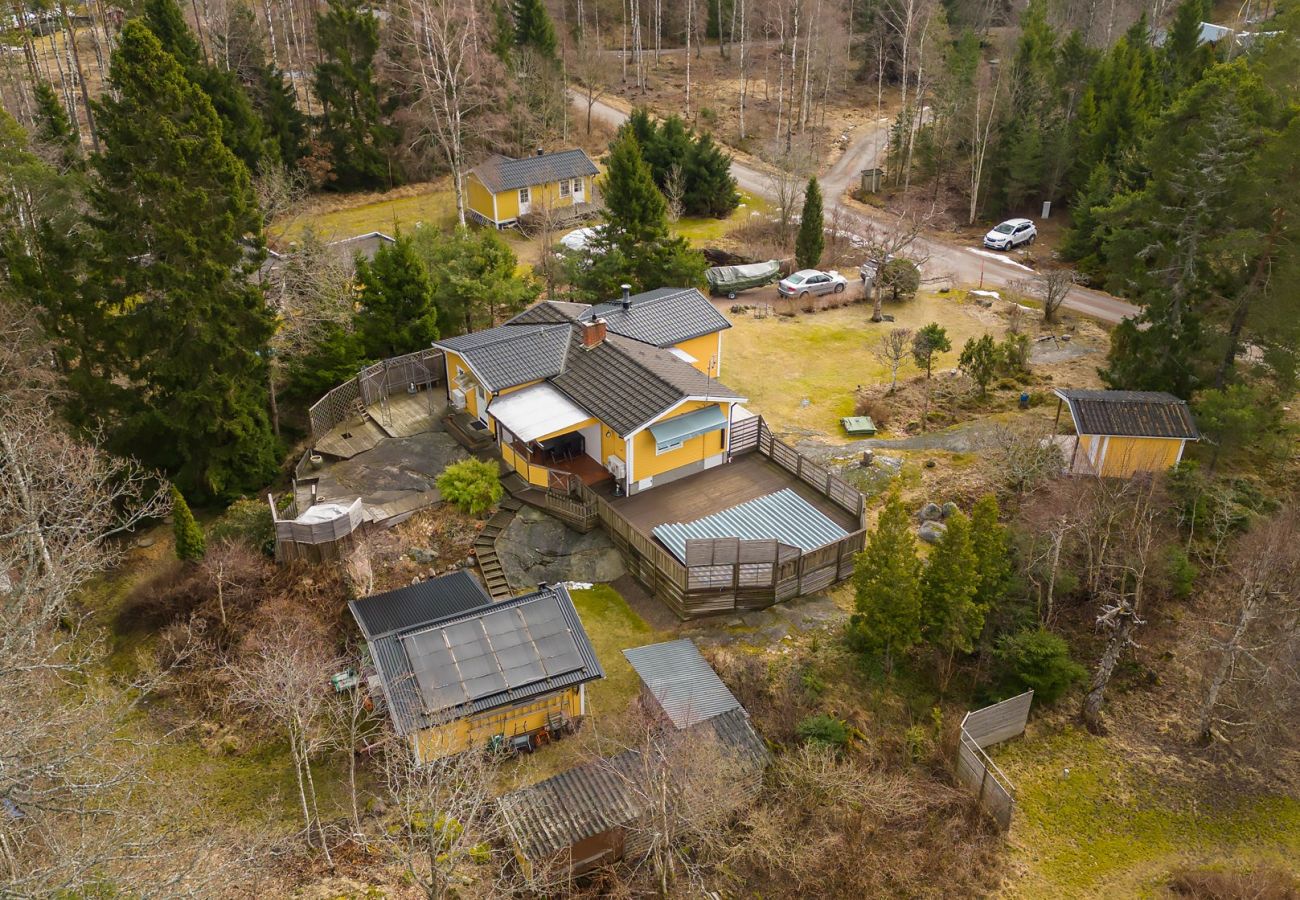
[954,690,1034,831]
[271,495,366,564]
[574,416,868,619]
[308,348,444,442]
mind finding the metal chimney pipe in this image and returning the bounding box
[620,283,631,311]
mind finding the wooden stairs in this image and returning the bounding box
[475,497,522,601]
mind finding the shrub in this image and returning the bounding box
[999,332,1031,375]
[796,713,850,748]
[993,628,1086,703]
[171,486,206,562]
[1162,546,1198,599]
[903,724,932,762]
[854,396,891,428]
[436,458,503,515]
[1168,865,1300,899]
[209,498,276,556]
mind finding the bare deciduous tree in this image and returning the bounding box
[859,208,933,322]
[872,327,913,393]
[1015,267,1081,325]
[975,423,1064,495]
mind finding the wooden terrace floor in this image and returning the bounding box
[592,454,860,536]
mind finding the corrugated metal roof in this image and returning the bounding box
[498,709,768,865]
[1056,389,1199,439]
[488,382,592,443]
[349,571,491,638]
[471,149,599,193]
[584,287,731,348]
[367,585,603,736]
[652,488,850,563]
[622,639,741,729]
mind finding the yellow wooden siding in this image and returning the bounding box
[443,350,483,418]
[631,400,729,482]
[1097,436,1184,478]
[466,174,496,223]
[411,687,583,762]
[492,175,591,222]
[599,423,625,471]
[672,332,724,376]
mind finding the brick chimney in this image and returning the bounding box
[581,317,607,348]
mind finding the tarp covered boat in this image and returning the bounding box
[705,260,781,298]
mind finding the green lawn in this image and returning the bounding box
[506,584,666,787]
[996,725,1300,897]
[273,181,457,244]
[672,191,770,244]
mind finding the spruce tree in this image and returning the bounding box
[514,0,559,58]
[920,511,981,685]
[959,334,1000,396]
[601,131,670,245]
[683,132,739,217]
[969,494,1012,614]
[354,235,440,359]
[84,21,279,499]
[171,485,207,561]
[795,176,824,269]
[851,488,922,673]
[314,0,397,190]
[911,323,951,378]
[32,81,80,170]
[143,0,276,171]
[414,226,540,334]
[1163,0,1215,92]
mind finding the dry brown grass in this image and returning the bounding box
[1168,867,1300,899]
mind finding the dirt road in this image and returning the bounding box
[573,93,1138,324]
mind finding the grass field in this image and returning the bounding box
[272,180,457,245]
[996,724,1300,898]
[722,294,995,436]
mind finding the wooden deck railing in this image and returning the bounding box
[572,415,869,619]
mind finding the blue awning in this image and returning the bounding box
[648,405,728,450]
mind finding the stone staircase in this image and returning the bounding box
[474,497,522,601]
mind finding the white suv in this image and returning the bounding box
[983,218,1037,250]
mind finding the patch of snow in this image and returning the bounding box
[970,289,1001,299]
[563,581,595,590]
[966,248,1034,271]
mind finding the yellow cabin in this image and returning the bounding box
[465,148,600,229]
[434,288,744,496]
[1054,388,1200,478]
[349,572,603,764]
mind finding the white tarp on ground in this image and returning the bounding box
[488,382,592,443]
[560,226,605,251]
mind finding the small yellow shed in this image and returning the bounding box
[1054,389,1200,478]
[465,148,600,229]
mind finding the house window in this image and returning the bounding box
[519,186,529,204]
[559,179,571,197]
[656,438,685,455]
[572,178,583,194]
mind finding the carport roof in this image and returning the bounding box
[651,488,850,563]
[488,382,591,443]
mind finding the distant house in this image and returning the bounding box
[351,575,603,764]
[434,289,743,497]
[498,639,767,882]
[1054,389,1199,478]
[464,149,600,229]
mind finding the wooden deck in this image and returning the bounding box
[593,454,860,537]
[374,391,439,438]
[314,415,388,460]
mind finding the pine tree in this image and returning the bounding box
[851,488,923,673]
[314,0,397,190]
[32,81,80,170]
[911,323,951,378]
[354,234,440,359]
[171,485,207,561]
[81,21,279,499]
[969,495,1012,614]
[795,176,824,269]
[514,0,559,58]
[958,334,1000,396]
[143,0,276,171]
[414,226,540,334]
[920,511,981,687]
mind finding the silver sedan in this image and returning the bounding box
[776,268,849,298]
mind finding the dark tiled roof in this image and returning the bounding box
[471,149,599,193]
[349,571,491,639]
[1056,389,1199,439]
[508,300,593,325]
[498,709,768,865]
[367,585,603,737]
[584,287,731,347]
[435,325,572,392]
[551,332,742,436]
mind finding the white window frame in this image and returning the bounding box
[655,438,686,455]
[518,186,530,204]
[572,178,583,195]
[559,179,571,197]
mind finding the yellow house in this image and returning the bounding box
[465,148,600,229]
[434,287,744,496]
[1054,388,1200,478]
[349,573,603,764]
